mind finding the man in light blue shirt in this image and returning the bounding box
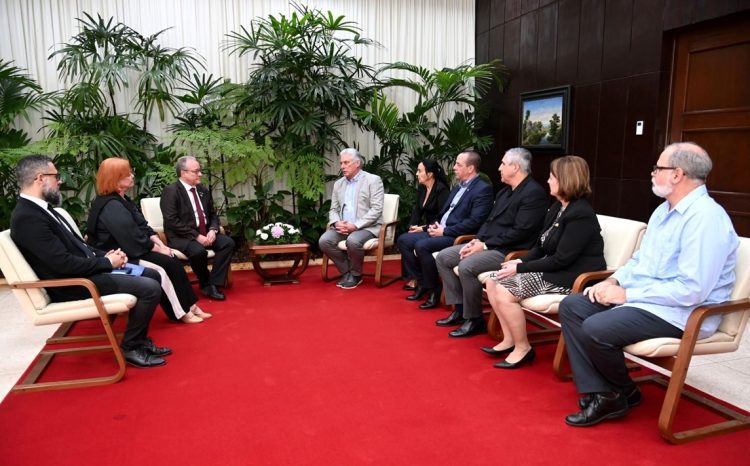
[319,148,384,289]
[559,142,738,428]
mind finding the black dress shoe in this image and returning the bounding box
[339,274,363,289]
[435,309,464,327]
[565,392,629,427]
[406,287,428,301]
[494,347,536,369]
[201,285,225,301]
[579,386,642,410]
[123,347,166,368]
[448,318,486,337]
[480,345,515,356]
[419,290,441,309]
[336,273,351,287]
[143,338,172,357]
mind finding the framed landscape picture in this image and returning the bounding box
[520,85,570,152]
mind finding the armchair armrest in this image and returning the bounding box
[505,250,529,261]
[453,234,475,245]
[13,277,103,299]
[571,270,615,293]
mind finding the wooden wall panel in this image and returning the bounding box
[489,25,505,63]
[630,0,665,74]
[490,0,506,28]
[596,80,628,179]
[477,0,491,33]
[503,18,521,92]
[602,0,633,79]
[577,0,605,84]
[505,0,523,20]
[555,0,580,84]
[570,84,601,162]
[519,12,539,92]
[536,3,558,88]
[477,31,489,65]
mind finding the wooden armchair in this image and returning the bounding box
[0,225,137,393]
[598,236,750,444]
[321,193,400,287]
[140,197,232,288]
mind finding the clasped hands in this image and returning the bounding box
[583,278,627,305]
[105,248,128,269]
[334,221,358,235]
[459,239,484,259]
[197,229,217,247]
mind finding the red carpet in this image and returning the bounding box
[1,264,748,465]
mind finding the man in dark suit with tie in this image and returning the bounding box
[10,155,169,368]
[435,147,548,337]
[160,156,235,301]
[399,151,494,310]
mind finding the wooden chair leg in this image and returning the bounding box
[553,334,573,380]
[12,311,127,393]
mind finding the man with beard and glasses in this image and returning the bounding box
[557,142,738,428]
[10,155,169,368]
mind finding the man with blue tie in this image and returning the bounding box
[398,151,494,310]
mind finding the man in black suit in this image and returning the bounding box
[161,156,235,300]
[11,155,169,368]
[435,147,548,337]
[400,151,494,309]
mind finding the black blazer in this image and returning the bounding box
[408,182,449,227]
[87,194,155,259]
[11,198,112,302]
[437,176,494,238]
[517,198,606,288]
[160,182,221,251]
[476,176,548,254]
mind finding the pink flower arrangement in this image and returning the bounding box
[255,222,303,245]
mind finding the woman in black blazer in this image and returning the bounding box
[484,156,605,369]
[397,160,450,290]
[87,158,212,324]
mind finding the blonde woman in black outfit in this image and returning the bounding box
[397,160,450,291]
[483,156,605,369]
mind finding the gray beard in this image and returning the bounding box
[42,187,61,205]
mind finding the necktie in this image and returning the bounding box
[47,206,94,258]
[190,187,208,235]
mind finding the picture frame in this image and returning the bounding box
[519,85,571,153]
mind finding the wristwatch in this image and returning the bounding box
[482,242,488,251]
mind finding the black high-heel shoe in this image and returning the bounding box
[494,348,536,369]
[480,345,515,356]
[402,282,417,291]
[405,287,428,301]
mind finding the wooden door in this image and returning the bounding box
[669,13,750,236]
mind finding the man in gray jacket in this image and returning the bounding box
[319,148,384,289]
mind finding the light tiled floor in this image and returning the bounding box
[1,284,749,411]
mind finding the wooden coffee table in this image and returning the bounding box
[247,242,310,286]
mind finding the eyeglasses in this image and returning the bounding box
[41,173,61,181]
[652,165,676,172]
[184,169,202,174]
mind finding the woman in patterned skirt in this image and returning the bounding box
[483,156,605,369]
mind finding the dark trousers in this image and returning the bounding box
[88,268,162,351]
[559,293,683,395]
[137,251,198,320]
[182,234,235,288]
[396,231,454,290]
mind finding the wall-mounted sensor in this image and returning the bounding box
[636,121,644,136]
